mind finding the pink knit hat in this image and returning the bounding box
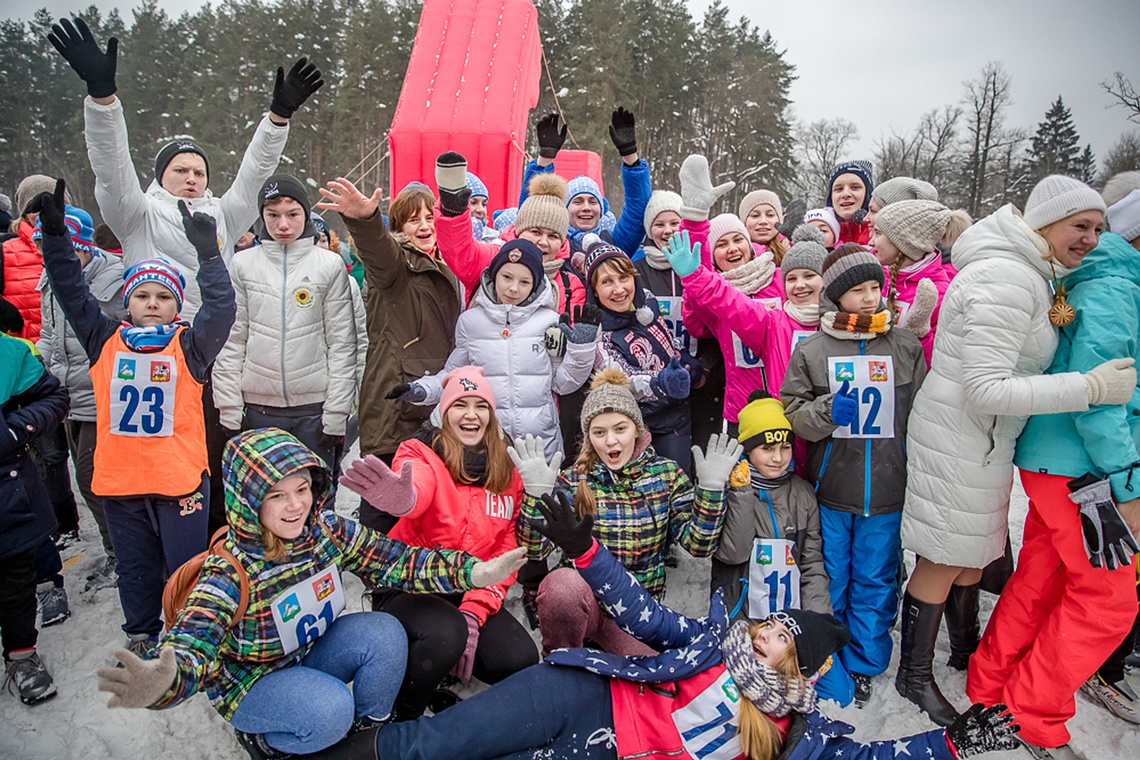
[438,366,496,416]
[708,213,750,254]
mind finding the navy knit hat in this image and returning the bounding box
[154,140,210,186]
[259,173,312,219]
[825,160,874,211]
[769,609,851,676]
[489,239,544,289]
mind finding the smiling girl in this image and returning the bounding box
[739,190,789,266]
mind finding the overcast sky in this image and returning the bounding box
[6,0,1138,166]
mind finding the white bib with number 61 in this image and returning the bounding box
[270,565,346,654]
[826,355,896,439]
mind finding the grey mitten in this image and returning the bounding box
[96,646,177,709]
[678,154,735,222]
[507,434,562,497]
[898,278,938,338]
[692,433,744,491]
[470,547,527,587]
[1084,357,1137,406]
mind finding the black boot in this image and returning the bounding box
[944,583,980,671]
[895,592,960,726]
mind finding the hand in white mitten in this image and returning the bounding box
[471,546,527,587]
[1084,357,1137,406]
[507,435,562,497]
[96,646,177,709]
[898,278,938,338]
[692,433,744,491]
[678,155,735,222]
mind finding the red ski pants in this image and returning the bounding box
[966,470,1137,747]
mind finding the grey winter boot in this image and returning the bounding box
[895,592,960,726]
[36,583,71,627]
[944,582,980,671]
[4,650,58,705]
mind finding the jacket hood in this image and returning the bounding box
[1064,231,1140,290]
[951,204,1069,280]
[476,265,553,314]
[221,428,332,552]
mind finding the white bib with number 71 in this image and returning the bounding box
[747,538,801,619]
[270,565,346,654]
[826,355,896,439]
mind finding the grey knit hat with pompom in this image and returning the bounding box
[780,224,828,280]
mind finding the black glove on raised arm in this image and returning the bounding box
[48,17,118,98]
[436,151,473,217]
[775,199,806,240]
[535,113,568,159]
[608,107,638,157]
[270,58,324,120]
[178,201,221,261]
[526,491,594,559]
[26,179,68,238]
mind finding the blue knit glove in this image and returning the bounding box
[830,380,857,427]
[652,356,691,400]
[664,230,701,278]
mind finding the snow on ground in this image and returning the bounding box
[3,461,1135,759]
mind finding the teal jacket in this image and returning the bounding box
[1014,232,1140,501]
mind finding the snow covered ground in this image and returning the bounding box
[3,459,1135,759]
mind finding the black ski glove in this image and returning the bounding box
[26,179,68,237]
[945,703,1020,758]
[775,199,806,240]
[527,491,594,559]
[557,304,602,345]
[535,113,567,159]
[270,58,324,120]
[1069,473,1140,570]
[436,151,472,217]
[608,107,638,157]
[48,17,118,98]
[178,201,221,262]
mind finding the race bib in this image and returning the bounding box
[731,333,764,369]
[108,352,177,437]
[270,565,346,655]
[892,300,912,326]
[747,538,801,618]
[757,298,782,311]
[790,330,813,355]
[827,355,896,439]
[672,669,743,760]
[657,296,697,355]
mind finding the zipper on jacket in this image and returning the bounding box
[814,441,833,493]
[280,243,290,404]
[858,340,871,516]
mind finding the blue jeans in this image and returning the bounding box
[231,612,408,754]
[819,505,902,677]
[377,664,615,760]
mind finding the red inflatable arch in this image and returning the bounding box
[389,0,542,212]
[551,149,604,197]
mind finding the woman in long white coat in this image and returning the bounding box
[895,176,1132,727]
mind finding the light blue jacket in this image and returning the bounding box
[1014,231,1140,501]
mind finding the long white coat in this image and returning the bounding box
[84,97,288,321]
[901,204,1089,567]
[418,272,595,458]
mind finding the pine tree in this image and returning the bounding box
[1075,144,1096,184]
[1029,95,1081,179]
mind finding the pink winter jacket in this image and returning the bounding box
[679,219,785,421]
[884,252,955,368]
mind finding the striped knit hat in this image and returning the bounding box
[122,259,186,311]
[821,244,883,304]
[32,205,98,254]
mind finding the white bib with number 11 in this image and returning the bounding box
[826,355,896,439]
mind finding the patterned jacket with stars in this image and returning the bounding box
[545,541,957,760]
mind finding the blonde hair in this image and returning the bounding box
[260,525,287,563]
[737,622,807,760]
[767,235,789,267]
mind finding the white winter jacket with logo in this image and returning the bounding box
[901,204,1089,568]
[84,97,288,321]
[418,271,595,458]
[211,237,360,435]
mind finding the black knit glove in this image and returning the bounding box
[557,304,602,345]
[527,491,594,559]
[436,151,472,217]
[178,201,221,262]
[775,198,806,239]
[25,179,68,237]
[945,703,1020,758]
[270,58,324,120]
[535,113,568,159]
[48,18,118,98]
[608,107,638,157]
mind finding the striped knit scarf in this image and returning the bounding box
[719,621,816,717]
[119,319,187,352]
[818,307,891,341]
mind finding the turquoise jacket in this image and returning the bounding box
[1014,232,1140,501]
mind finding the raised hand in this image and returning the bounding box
[897,278,938,338]
[535,113,568,159]
[96,646,177,709]
[316,177,382,221]
[775,198,806,240]
[692,433,744,491]
[560,305,602,345]
[26,179,68,237]
[830,380,858,427]
[678,154,735,222]
[340,456,417,517]
[178,201,221,261]
[507,434,562,497]
[526,491,595,559]
[270,57,324,120]
[470,546,527,587]
[608,107,638,158]
[436,151,472,217]
[945,703,1020,758]
[48,17,118,98]
[664,229,701,278]
[652,356,691,400]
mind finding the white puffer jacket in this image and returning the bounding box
[901,205,1089,568]
[211,237,360,435]
[418,271,595,458]
[84,97,288,321]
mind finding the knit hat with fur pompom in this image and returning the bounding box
[580,368,644,434]
[514,174,570,240]
[780,224,828,280]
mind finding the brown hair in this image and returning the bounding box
[885,255,905,314]
[388,187,437,234]
[572,445,601,518]
[736,622,806,760]
[260,527,287,563]
[438,410,515,494]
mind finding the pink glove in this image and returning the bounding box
[450,611,481,683]
[339,456,417,516]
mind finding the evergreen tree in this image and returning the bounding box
[1075,144,1096,185]
[1028,95,1081,179]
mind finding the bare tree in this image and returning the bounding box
[792,117,859,205]
[1102,72,1140,124]
[961,62,1017,217]
[873,106,961,189]
[1097,131,1140,186]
